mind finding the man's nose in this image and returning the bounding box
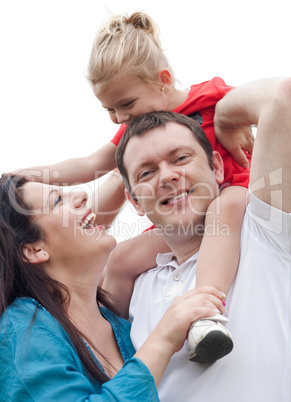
[158,163,180,187]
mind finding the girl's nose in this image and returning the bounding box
[116,111,130,125]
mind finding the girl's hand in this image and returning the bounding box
[2,168,39,182]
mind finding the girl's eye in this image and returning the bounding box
[54,195,63,207]
[123,100,135,108]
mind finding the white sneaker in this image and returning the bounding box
[187,314,233,363]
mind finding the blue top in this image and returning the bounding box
[0,298,159,401]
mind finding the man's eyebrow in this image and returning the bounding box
[134,147,190,173]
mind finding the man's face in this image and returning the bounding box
[124,122,224,235]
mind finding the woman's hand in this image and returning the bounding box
[150,286,226,355]
[134,286,225,386]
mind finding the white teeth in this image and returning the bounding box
[81,212,96,229]
[164,191,189,205]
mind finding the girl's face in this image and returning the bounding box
[22,182,116,272]
[95,75,169,126]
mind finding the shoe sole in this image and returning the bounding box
[189,330,233,363]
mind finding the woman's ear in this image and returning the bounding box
[125,189,145,217]
[22,242,49,264]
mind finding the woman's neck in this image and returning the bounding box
[68,285,102,323]
[68,287,124,378]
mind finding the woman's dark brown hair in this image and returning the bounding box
[0,175,117,384]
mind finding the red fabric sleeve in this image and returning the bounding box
[111,124,128,146]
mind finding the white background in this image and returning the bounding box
[0,0,290,241]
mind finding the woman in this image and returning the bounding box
[0,175,224,400]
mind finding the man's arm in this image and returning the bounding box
[214,77,291,213]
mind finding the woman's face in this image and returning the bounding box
[22,182,116,269]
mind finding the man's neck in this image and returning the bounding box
[164,233,202,265]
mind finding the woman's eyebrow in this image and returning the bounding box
[47,189,58,205]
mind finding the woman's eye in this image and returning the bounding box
[54,195,63,206]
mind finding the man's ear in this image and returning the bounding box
[22,242,49,264]
[125,189,145,217]
[212,151,225,184]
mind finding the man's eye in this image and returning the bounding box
[139,171,152,180]
[175,155,187,163]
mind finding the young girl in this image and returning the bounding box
[9,12,253,363]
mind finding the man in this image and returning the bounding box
[108,78,291,401]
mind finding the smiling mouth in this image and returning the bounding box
[81,212,96,229]
[162,189,194,205]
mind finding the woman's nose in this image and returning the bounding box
[70,190,88,208]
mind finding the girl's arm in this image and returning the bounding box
[91,169,126,227]
[8,141,117,185]
[195,186,248,295]
[102,229,171,318]
[9,142,124,226]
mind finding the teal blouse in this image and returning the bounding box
[0,298,159,401]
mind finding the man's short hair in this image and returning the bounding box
[116,111,214,195]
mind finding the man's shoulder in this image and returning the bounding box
[243,194,291,254]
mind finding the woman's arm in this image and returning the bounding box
[1,287,224,401]
[134,286,225,387]
[0,288,224,402]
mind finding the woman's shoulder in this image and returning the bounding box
[0,297,77,369]
[0,297,65,340]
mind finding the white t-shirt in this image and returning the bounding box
[129,194,291,402]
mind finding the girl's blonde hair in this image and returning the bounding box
[87,12,174,92]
